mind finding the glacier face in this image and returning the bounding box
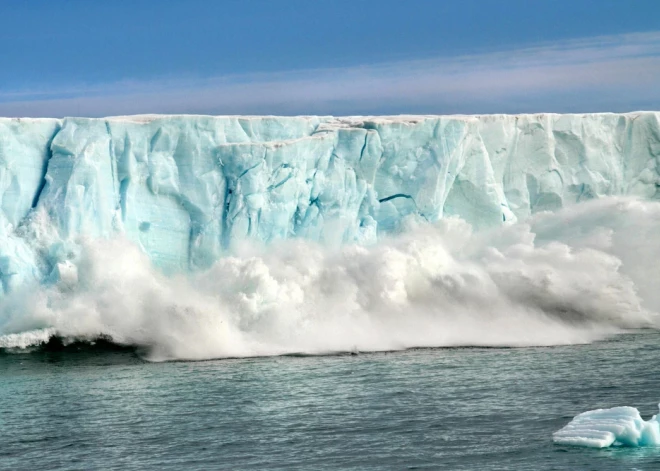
[0,112,659,295]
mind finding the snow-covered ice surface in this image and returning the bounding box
[1,113,660,359]
[554,405,660,448]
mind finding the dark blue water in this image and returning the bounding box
[2,332,660,470]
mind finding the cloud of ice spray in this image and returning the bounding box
[0,197,658,361]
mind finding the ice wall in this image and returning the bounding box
[0,113,659,295]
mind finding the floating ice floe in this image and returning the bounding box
[554,405,660,448]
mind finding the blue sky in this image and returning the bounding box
[1,0,659,116]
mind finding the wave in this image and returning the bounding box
[0,334,138,355]
[1,197,658,361]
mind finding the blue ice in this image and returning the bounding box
[0,113,659,296]
[554,405,660,448]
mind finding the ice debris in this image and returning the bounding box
[554,405,660,448]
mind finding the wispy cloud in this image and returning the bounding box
[1,32,660,117]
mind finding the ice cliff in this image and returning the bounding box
[1,113,659,296]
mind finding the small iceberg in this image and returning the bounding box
[554,405,660,448]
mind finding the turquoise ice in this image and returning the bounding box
[0,113,659,295]
[554,405,660,448]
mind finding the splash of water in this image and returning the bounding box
[1,197,658,361]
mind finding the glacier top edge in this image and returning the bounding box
[0,111,658,125]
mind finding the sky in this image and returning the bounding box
[1,0,659,117]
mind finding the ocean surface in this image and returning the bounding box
[3,331,660,470]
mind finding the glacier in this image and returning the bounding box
[1,113,660,359]
[554,405,660,448]
[1,112,659,295]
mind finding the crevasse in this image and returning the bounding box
[0,113,659,295]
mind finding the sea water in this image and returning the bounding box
[2,118,660,469]
[2,332,660,470]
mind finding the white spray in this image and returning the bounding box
[1,197,658,361]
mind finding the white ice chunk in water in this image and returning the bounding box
[554,405,660,448]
